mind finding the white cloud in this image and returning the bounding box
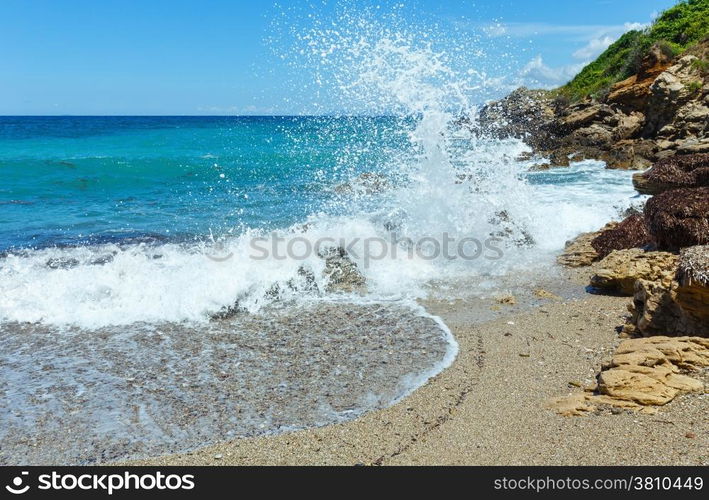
[624,22,648,31]
[572,22,648,61]
[482,21,649,63]
[517,55,587,88]
[572,35,616,60]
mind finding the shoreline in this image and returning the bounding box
[125,265,708,466]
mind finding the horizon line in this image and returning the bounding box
[0,114,410,118]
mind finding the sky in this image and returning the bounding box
[0,0,680,115]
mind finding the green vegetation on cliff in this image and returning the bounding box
[561,0,709,100]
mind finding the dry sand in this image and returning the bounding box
[128,268,708,466]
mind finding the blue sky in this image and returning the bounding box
[0,0,679,115]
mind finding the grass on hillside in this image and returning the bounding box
[561,0,709,100]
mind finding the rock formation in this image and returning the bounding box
[590,213,652,259]
[590,249,677,296]
[644,187,709,251]
[476,40,709,169]
[597,336,708,405]
[632,153,709,194]
[623,245,709,337]
[557,222,618,267]
[321,247,367,293]
[549,336,709,415]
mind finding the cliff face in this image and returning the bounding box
[476,40,709,169]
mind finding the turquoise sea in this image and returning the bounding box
[0,116,409,251]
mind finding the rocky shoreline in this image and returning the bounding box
[550,119,708,414]
[475,41,709,170]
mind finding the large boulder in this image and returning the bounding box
[590,249,677,295]
[623,247,709,337]
[624,279,709,337]
[644,187,709,251]
[632,153,709,195]
[590,214,652,259]
[611,112,646,141]
[644,55,705,136]
[675,245,709,325]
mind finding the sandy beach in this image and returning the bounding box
[127,266,708,466]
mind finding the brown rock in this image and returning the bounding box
[644,187,709,251]
[675,245,709,325]
[612,112,645,141]
[590,214,653,259]
[632,153,709,195]
[624,277,709,337]
[549,337,708,414]
[597,337,707,405]
[590,249,677,295]
[569,124,613,147]
[600,143,638,169]
[534,288,561,300]
[557,222,618,267]
[645,55,704,136]
[559,104,614,131]
[607,43,673,110]
[496,294,517,305]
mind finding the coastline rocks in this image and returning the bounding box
[644,187,709,251]
[606,43,673,110]
[557,222,618,267]
[644,55,705,136]
[597,337,708,405]
[675,245,709,326]
[549,336,709,415]
[476,87,557,150]
[632,153,709,195]
[623,279,709,337]
[321,247,367,293]
[590,249,677,296]
[476,40,709,171]
[623,247,709,337]
[590,214,652,259]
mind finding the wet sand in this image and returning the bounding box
[0,303,453,465]
[128,269,708,466]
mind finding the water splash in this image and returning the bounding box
[0,6,642,327]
